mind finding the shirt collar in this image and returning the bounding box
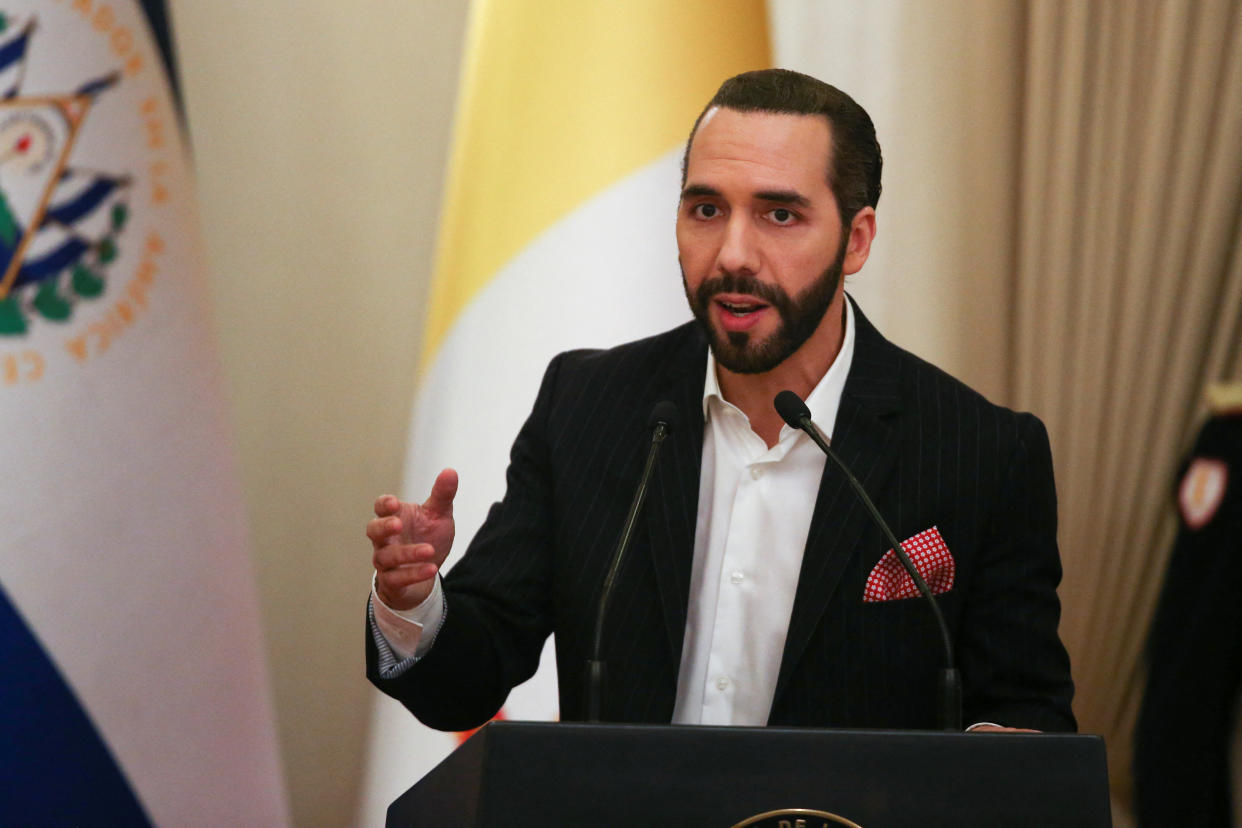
[701,297,856,440]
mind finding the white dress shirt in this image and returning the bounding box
[671,300,854,725]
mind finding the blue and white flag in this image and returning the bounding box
[0,3,287,824]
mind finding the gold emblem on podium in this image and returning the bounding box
[731,807,864,828]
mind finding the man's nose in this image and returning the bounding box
[716,214,759,276]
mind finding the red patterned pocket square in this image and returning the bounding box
[863,526,955,602]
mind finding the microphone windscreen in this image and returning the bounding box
[773,390,811,427]
[648,400,679,434]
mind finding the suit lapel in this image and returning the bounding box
[644,324,708,663]
[774,300,903,702]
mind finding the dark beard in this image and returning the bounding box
[683,242,846,375]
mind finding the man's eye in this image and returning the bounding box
[767,208,796,225]
[692,204,719,219]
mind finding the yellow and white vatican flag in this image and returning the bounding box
[0,3,287,825]
[357,0,770,818]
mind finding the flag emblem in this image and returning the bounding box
[0,12,130,337]
[1178,457,1227,531]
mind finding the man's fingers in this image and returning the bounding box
[373,542,436,571]
[380,562,439,589]
[373,495,400,517]
[424,468,459,516]
[366,516,402,546]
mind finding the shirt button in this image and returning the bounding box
[750,466,763,480]
[730,570,745,584]
[716,676,730,691]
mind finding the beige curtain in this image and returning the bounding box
[1013,0,1242,817]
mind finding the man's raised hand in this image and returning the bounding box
[368,468,458,611]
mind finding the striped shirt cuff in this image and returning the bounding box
[368,575,447,679]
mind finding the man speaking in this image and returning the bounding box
[365,69,1075,733]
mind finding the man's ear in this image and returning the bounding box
[842,207,877,276]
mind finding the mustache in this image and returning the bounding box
[694,272,791,311]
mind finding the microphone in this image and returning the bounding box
[774,390,963,731]
[585,400,678,722]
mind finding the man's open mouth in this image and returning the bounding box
[717,299,768,316]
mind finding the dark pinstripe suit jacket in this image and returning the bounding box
[367,298,1076,732]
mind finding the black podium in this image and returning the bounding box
[387,721,1110,827]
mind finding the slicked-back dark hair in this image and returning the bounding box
[682,68,882,225]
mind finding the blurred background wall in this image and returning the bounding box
[167,1,1241,825]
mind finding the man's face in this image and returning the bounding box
[677,107,849,375]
